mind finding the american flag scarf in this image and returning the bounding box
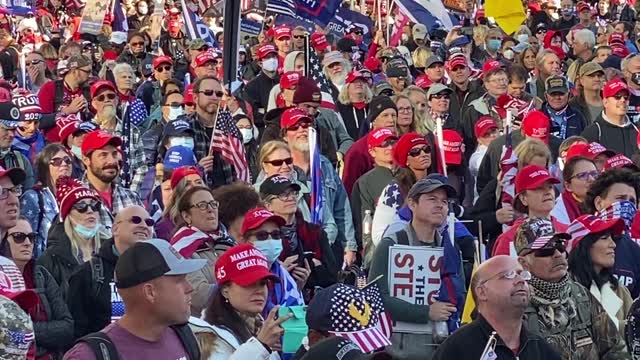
[170,226,214,258]
[598,200,637,234]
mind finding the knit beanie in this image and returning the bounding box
[393,132,429,166]
[293,77,322,104]
[56,176,101,221]
[12,91,41,122]
[366,95,397,125]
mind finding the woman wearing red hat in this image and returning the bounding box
[551,154,598,225]
[189,242,293,360]
[170,186,235,316]
[567,215,632,332]
[37,176,110,300]
[337,70,373,141]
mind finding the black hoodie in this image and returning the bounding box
[581,113,639,158]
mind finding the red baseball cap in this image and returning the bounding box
[447,55,467,71]
[481,59,504,78]
[522,110,550,144]
[566,214,624,253]
[345,70,366,84]
[393,132,429,166]
[81,130,122,156]
[310,33,329,52]
[153,56,172,69]
[602,78,629,98]
[577,1,590,12]
[364,57,381,72]
[56,114,81,145]
[281,108,312,129]
[170,166,201,189]
[184,84,194,105]
[241,207,286,236]
[442,129,463,165]
[474,116,499,138]
[587,142,616,158]
[280,71,301,90]
[256,44,278,60]
[565,142,615,161]
[604,154,638,170]
[515,165,560,194]
[367,128,397,148]
[415,74,433,90]
[608,33,625,46]
[0,165,26,186]
[214,243,280,286]
[273,26,292,40]
[90,80,116,98]
[195,51,216,67]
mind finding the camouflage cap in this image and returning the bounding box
[514,217,570,255]
[188,38,208,51]
[0,295,33,358]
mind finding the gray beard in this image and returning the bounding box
[292,140,310,153]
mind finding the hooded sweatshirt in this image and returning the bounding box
[267,51,303,112]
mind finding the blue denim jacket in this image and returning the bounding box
[20,188,59,259]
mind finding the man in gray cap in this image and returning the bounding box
[424,84,457,133]
[64,239,204,359]
[424,55,445,84]
[368,176,462,360]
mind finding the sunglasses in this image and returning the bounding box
[430,93,450,100]
[252,229,282,241]
[49,156,72,167]
[378,138,398,148]
[191,200,219,211]
[293,35,305,39]
[287,121,313,131]
[0,185,22,200]
[165,102,184,108]
[9,232,36,244]
[408,145,432,157]
[613,94,630,101]
[265,157,293,166]
[129,215,155,227]
[96,93,116,102]
[73,200,101,213]
[130,41,145,47]
[571,170,599,181]
[536,29,547,34]
[531,241,566,257]
[198,89,224,97]
[156,65,172,73]
[26,59,43,66]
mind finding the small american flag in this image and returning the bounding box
[170,225,212,257]
[499,131,518,230]
[210,110,251,183]
[362,283,393,341]
[528,235,555,250]
[266,0,296,17]
[308,49,336,110]
[126,99,148,127]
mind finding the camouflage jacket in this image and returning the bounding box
[524,279,630,360]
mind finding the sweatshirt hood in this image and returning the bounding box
[284,51,304,72]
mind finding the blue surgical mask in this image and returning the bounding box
[487,39,501,52]
[169,137,194,150]
[71,145,82,159]
[74,223,99,238]
[253,239,283,264]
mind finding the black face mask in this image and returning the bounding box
[632,72,640,86]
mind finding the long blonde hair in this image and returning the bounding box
[259,141,291,172]
[63,216,105,260]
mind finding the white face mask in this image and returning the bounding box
[239,128,253,144]
[262,58,278,72]
[169,137,194,150]
[168,107,184,121]
[517,34,529,44]
[503,49,515,60]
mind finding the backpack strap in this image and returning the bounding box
[90,258,105,298]
[53,80,64,112]
[396,229,410,246]
[170,323,201,360]
[596,122,601,142]
[77,332,118,360]
[34,189,45,237]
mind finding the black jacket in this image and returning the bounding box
[433,315,562,360]
[28,261,74,357]
[467,178,502,253]
[337,102,368,141]
[243,71,280,129]
[66,238,118,339]
[448,79,484,121]
[581,114,640,158]
[36,219,84,302]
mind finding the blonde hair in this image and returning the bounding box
[338,81,373,105]
[473,25,490,45]
[515,138,551,168]
[412,46,432,69]
[63,216,105,260]
[259,140,291,170]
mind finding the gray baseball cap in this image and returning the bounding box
[115,239,207,289]
[407,177,457,200]
[426,83,452,98]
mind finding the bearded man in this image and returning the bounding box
[322,50,352,102]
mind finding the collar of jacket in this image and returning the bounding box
[476,313,534,354]
[97,237,118,265]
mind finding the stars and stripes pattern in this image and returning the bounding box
[437,224,465,333]
[110,282,125,321]
[266,0,296,17]
[170,226,212,258]
[362,283,393,341]
[210,110,251,183]
[599,200,636,232]
[499,131,518,221]
[308,49,336,110]
[112,0,129,32]
[126,99,147,127]
[309,127,323,224]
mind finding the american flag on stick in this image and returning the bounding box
[209,110,251,183]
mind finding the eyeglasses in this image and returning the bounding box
[293,35,305,39]
[26,60,43,66]
[536,29,547,34]
[8,232,36,244]
[430,93,450,100]
[156,65,172,73]
[0,185,22,200]
[571,170,599,181]
[252,229,282,241]
[276,190,298,201]
[77,68,92,74]
[528,240,567,257]
[265,157,293,166]
[73,200,101,213]
[130,41,145,47]
[408,145,432,157]
[287,121,313,131]
[197,89,224,97]
[128,215,155,227]
[191,200,219,211]
[327,62,342,69]
[164,102,184,108]
[613,94,630,101]
[96,93,116,102]
[488,78,508,84]
[49,156,72,167]
[397,106,413,113]
[377,138,398,148]
[480,269,532,285]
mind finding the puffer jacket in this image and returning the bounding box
[116,50,154,80]
[20,187,59,259]
[26,261,74,358]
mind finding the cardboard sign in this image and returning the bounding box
[388,245,443,334]
[78,0,110,35]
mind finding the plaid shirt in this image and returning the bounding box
[82,175,143,231]
[186,113,235,188]
[91,117,149,193]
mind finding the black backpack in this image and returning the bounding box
[76,324,200,360]
[53,79,92,114]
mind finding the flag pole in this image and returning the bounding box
[436,117,447,177]
[304,32,310,78]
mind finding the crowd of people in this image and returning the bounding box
[3,0,640,358]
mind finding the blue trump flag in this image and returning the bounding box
[309,127,323,224]
[274,14,315,33]
[181,0,217,47]
[295,0,341,27]
[326,7,374,42]
[437,218,466,333]
[112,0,129,32]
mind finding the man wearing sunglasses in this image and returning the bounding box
[446,54,484,121]
[434,255,561,360]
[515,217,629,359]
[136,56,174,114]
[582,78,639,158]
[292,26,306,51]
[67,205,153,338]
[38,54,92,123]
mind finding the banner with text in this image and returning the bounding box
[387,245,443,334]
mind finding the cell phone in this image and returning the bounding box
[298,251,315,267]
[460,27,474,36]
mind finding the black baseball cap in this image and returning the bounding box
[162,119,194,138]
[259,175,301,197]
[407,174,457,200]
[115,239,206,289]
[300,337,392,360]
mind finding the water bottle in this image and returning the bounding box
[432,320,449,344]
[363,210,373,236]
[362,210,373,267]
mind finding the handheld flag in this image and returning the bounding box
[437,222,465,333]
[181,0,217,47]
[394,0,457,30]
[210,110,252,183]
[112,0,129,32]
[309,127,323,224]
[485,0,525,35]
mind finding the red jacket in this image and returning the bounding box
[492,217,568,256]
[342,136,374,197]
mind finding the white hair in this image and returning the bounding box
[573,29,596,48]
[112,63,135,78]
[535,49,559,70]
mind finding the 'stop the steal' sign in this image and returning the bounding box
[388,245,443,334]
